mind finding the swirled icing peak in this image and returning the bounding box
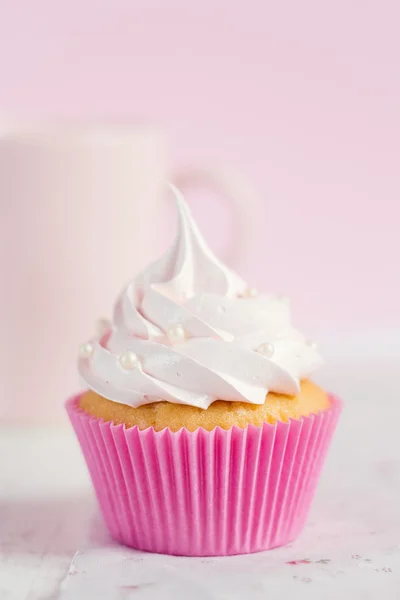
[79,184,322,408]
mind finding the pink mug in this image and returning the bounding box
[0,122,260,423]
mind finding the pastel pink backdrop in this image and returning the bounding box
[1,0,399,332]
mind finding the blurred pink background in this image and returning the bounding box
[1,0,399,331]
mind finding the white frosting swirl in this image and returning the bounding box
[79,184,322,409]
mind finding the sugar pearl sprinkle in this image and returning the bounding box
[119,350,140,370]
[167,323,186,344]
[79,342,94,359]
[256,342,275,358]
[307,340,318,350]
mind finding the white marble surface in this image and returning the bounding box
[1,330,400,599]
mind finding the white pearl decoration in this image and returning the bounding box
[119,350,140,370]
[256,342,275,358]
[96,318,111,337]
[167,323,186,344]
[307,340,318,350]
[79,342,94,359]
[243,287,258,298]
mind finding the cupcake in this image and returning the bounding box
[66,184,341,556]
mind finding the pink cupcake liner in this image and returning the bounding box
[66,393,342,556]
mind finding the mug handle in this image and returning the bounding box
[172,166,260,267]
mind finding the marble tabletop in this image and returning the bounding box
[1,330,400,599]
